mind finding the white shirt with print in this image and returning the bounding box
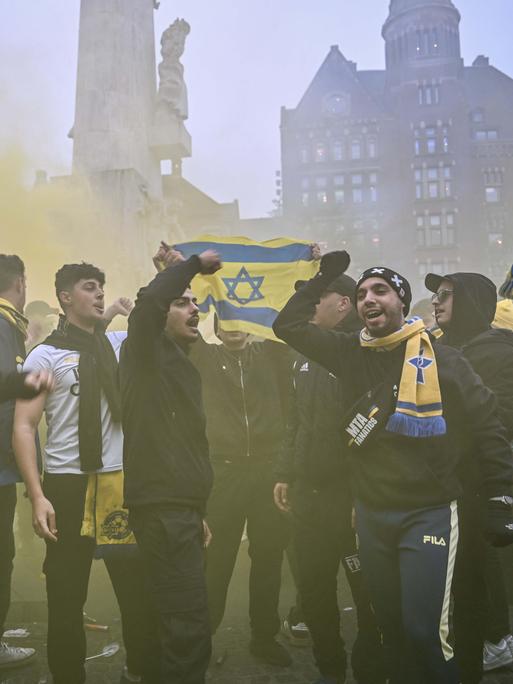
[24,331,127,475]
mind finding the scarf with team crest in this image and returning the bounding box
[360,317,446,438]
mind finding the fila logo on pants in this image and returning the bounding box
[423,535,446,546]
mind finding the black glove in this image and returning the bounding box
[319,251,350,280]
[484,498,513,547]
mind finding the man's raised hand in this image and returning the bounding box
[198,250,222,275]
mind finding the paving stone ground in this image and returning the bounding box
[1,539,513,683]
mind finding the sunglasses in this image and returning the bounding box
[431,289,453,305]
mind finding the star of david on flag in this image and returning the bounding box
[223,267,264,305]
[173,234,319,341]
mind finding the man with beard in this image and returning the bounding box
[274,274,384,684]
[153,243,293,668]
[273,251,513,684]
[120,247,221,684]
[426,271,513,682]
[13,263,148,684]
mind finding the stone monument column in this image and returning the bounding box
[71,0,161,198]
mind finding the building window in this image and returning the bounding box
[334,174,345,186]
[486,187,500,203]
[316,191,328,204]
[370,185,378,203]
[470,109,484,124]
[368,137,377,159]
[427,137,436,154]
[352,174,363,185]
[429,215,442,245]
[332,141,344,161]
[301,177,310,190]
[351,140,362,160]
[418,85,440,106]
[484,168,503,203]
[315,143,328,163]
[414,166,453,200]
[414,139,421,156]
[334,190,345,205]
[474,130,498,141]
[417,213,456,247]
[315,176,327,188]
[428,182,439,199]
[352,188,363,204]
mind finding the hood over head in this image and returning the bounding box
[425,272,497,346]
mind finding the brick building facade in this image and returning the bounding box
[280,0,513,293]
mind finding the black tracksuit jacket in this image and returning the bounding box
[274,310,362,488]
[273,272,513,511]
[121,257,213,511]
[189,336,291,463]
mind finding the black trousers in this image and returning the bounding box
[484,544,511,643]
[0,483,16,636]
[356,500,460,684]
[206,460,290,639]
[43,473,151,684]
[452,494,487,684]
[130,505,211,684]
[292,481,381,681]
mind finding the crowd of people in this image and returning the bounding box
[0,244,513,684]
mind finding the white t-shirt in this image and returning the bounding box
[24,331,127,475]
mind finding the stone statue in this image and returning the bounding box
[156,19,191,121]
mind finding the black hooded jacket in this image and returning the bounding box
[429,272,513,439]
[274,308,362,488]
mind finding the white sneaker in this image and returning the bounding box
[483,637,513,671]
[0,641,36,669]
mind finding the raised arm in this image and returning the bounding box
[272,251,354,376]
[125,251,220,366]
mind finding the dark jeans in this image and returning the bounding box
[452,494,487,684]
[0,483,16,636]
[130,505,211,684]
[485,544,511,643]
[43,473,151,684]
[292,481,381,681]
[206,461,290,639]
[356,500,460,684]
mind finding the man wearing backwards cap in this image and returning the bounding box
[273,251,513,684]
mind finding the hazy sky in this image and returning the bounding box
[1,1,512,218]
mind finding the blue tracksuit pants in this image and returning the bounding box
[355,500,460,684]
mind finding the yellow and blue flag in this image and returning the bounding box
[174,234,318,340]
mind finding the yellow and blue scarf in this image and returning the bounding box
[81,471,136,552]
[360,317,446,438]
[0,298,28,340]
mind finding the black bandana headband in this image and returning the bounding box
[356,267,412,315]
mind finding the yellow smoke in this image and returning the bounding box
[0,146,131,306]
